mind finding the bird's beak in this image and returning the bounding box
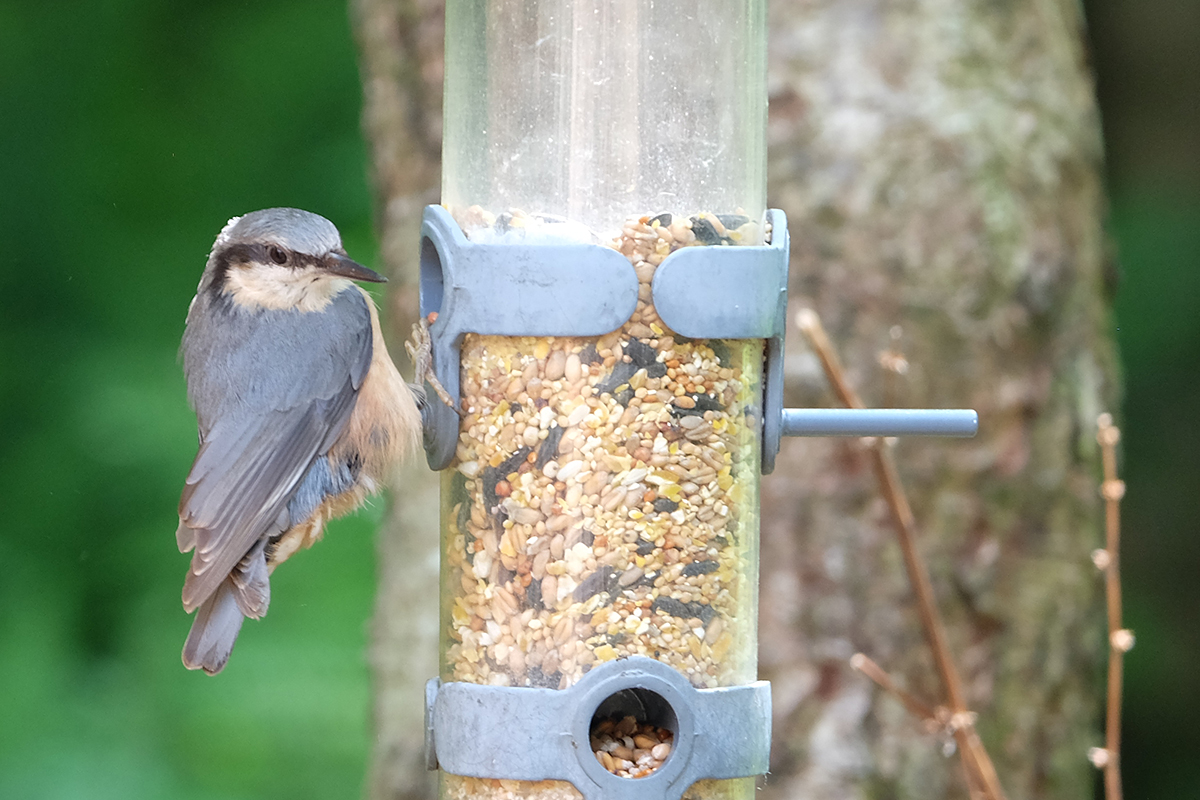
[324,253,387,283]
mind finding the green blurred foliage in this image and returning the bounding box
[1105,189,1200,797]
[0,0,1194,797]
[1085,0,1200,793]
[0,1,383,798]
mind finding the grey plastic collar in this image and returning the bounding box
[417,205,791,472]
[418,205,640,470]
[424,656,771,800]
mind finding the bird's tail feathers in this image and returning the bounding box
[230,540,270,618]
[182,578,245,675]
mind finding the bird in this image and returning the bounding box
[175,207,436,675]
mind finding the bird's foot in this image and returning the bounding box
[406,313,462,416]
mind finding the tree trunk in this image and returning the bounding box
[354,0,1116,797]
[352,1,444,798]
[761,1,1115,798]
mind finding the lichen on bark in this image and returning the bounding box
[762,0,1115,797]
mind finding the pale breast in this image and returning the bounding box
[332,287,421,486]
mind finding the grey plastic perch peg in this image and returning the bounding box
[425,656,771,800]
[781,408,978,438]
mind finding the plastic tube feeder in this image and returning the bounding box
[417,3,974,799]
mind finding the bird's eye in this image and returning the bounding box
[268,246,288,265]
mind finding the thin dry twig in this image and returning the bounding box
[851,653,938,725]
[851,654,991,798]
[1090,413,1129,800]
[797,308,1007,800]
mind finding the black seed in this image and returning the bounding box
[581,528,595,546]
[574,565,618,603]
[596,360,638,395]
[652,597,717,625]
[483,446,533,507]
[536,425,564,470]
[690,216,722,245]
[682,560,718,577]
[636,538,656,555]
[653,596,688,617]
[614,388,634,406]
[652,497,679,513]
[708,339,731,366]
[624,339,659,368]
[482,471,500,508]
[525,574,544,610]
[649,213,672,227]
[580,343,602,365]
[669,393,723,418]
[716,214,750,230]
[616,338,669,385]
[498,447,532,476]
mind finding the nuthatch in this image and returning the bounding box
[176,208,429,675]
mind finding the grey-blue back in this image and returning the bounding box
[178,286,372,609]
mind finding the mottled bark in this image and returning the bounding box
[351,1,444,798]
[761,1,1115,798]
[354,0,1116,798]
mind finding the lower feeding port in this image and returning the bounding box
[590,689,675,778]
[427,653,771,800]
[439,210,763,800]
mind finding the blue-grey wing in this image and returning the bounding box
[177,288,372,612]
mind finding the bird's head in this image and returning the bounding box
[201,208,384,312]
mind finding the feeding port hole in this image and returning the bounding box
[589,688,677,779]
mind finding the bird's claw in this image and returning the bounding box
[407,314,462,416]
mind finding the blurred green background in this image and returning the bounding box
[0,1,1194,798]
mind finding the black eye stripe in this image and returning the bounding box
[208,243,329,297]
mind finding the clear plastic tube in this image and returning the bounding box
[443,0,767,242]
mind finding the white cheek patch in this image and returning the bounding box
[226,264,352,312]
